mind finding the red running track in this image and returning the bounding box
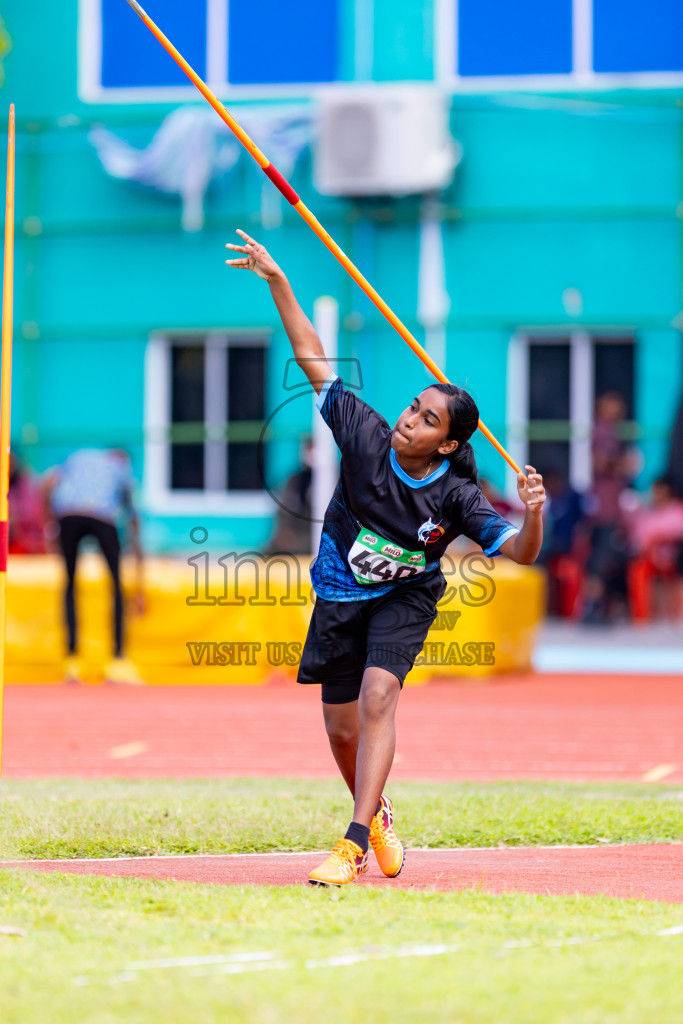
[2,674,682,781]
[2,845,681,902]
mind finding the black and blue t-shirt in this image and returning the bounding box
[311,375,519,602]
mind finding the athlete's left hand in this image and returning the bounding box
[517,465,546,514]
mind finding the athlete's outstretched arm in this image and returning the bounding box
[499,466,546,564]
[226,229,333,393]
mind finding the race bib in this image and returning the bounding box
[347,528,426,585]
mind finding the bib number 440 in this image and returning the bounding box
[349,548,421,584]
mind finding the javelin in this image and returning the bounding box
[0,104,15,785]
[124,0,523,476]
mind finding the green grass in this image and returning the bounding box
[0,872,681,1024]
[0,778,681,859]
[1,781,681,1023]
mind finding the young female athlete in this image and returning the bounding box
[226,229,546,887]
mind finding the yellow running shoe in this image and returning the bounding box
[308,838,369,887]
[103,657,146,686]
[370,796,405,878]
[63,656,83,684]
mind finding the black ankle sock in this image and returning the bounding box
[345,821,370,854]
[375,799,382,815]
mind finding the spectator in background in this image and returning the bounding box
[42,448,144,685]
[8,451,47,554]
[626,476,683,622]
[581,392,636,624]
[265,436,314,555]
[538,469,586,618]
[540,469,585,562]
[666,397,683,499]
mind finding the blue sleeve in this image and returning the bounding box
[316,374,388,452]
[459,485,519,557]
[315,372,339,413]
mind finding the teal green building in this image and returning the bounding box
[2,0,682,552]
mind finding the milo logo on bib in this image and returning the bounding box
[348,528,426,585]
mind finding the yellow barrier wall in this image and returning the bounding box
[6,553,545,684]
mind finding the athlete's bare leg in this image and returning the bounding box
[352,666,401,826]
[323,700,359,796]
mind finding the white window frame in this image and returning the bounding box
[144,331,272,515]
[78,0,360,103]
[435,0,683,92]
[506,330,634,499]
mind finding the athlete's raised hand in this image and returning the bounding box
[499,465,546,562]
[227,229,334,392]
[225,229,282,282]
[517,465,546,514]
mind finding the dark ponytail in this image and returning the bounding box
[428,382,480,485]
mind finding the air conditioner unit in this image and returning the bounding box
[314,86,461,197]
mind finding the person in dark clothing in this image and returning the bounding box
[581,392,635,624]
[43,448,144,684]
[538,469,586,617]
[666,397,683,500]
[541,470,585,561]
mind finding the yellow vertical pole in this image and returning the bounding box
[0,104,16,781]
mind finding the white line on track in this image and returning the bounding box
[129,952,278,969]
[5,842,681,866]
[641,764,678,782]
[72,928,683,986]
[0,851,324,865]
[108,741,150,760]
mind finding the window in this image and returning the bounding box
[100,0,208,89]
[226,344,266,490]
[437,0,683,87]
[593,338,634,418]
[527,340,572,481]
[170,345,206,490]
[79,0,341,100]
[228,0,339,86]
[457,0,573,78]
[144,333,270,512]
[507,332,635,494]
[593,0,683,74]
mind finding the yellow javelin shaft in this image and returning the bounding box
[0,104,15,781]
[124,0,522,476]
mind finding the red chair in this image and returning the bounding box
[627,547,680,622]
[547,555,584,619]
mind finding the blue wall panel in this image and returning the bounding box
[636,330,683,487]
[373,0,434,81]
[451,108,679,209]
[441,219,679,325]
[33,337,144,472]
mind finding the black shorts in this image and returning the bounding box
[297,570,447,704]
